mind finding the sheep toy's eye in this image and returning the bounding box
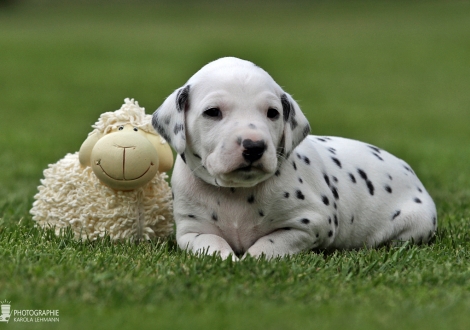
[133,127,138,132]
[118,126,124,131]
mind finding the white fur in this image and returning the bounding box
[153,57,437,260]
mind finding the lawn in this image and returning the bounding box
[0,1,469,329]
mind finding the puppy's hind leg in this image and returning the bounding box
[388,201,437,246]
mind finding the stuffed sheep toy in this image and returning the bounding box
[30,98,175,241]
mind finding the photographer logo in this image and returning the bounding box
[0,301,10,323]
[0,300,59,324]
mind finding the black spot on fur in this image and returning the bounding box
[417,187,423,193]
[372,152,383,161]
[328,217,332,224]
[180,153,186,164]
[334,215,338,227]
[247,195,255,204]
[284,192,290,198]
[269,239,274,244]
[322,195,330,206]
[317,138,326,142]
[154,122,172,145]
[212,212,218,221]
[331,157,342,168]
[403,164,415,175]
[324,174,330,187]
[281,93,292,122]
[296,190,305,200]
[292,161,297,170]
[414,197,422,204]
[357,169,368,180]
[332,176,338,183]
[303,156,310,165]
[328,230,333,237]
[334,202,337,210]
[176,85,190,112]
[392,210,401,220]
[259,210,264,217]
[327,147,336,155]
[349,173,356,183]
[366,181,375,196]
[173,123,184,135]
[368,145,381,153]
[388,174,393,180]
[331,187,339,200]
[432,216,437,226]
[357,168,374,195]
[351,215,354,223]
[384,185,392,193]
[290,116,298,130]
[275,170,281,176]
[300,218,310,224]
[299,177,303,184]
[302,124,311,138]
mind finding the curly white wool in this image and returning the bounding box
[31,153,173,240]
[30,99,174,241]
[92,98,156,135]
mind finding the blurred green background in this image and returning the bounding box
[1,0,469,204]
[0,1,469,329]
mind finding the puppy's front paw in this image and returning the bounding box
[218,250,239,261]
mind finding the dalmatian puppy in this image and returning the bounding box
[152,57,437,260]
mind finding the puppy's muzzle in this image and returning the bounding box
[242,139,266,163]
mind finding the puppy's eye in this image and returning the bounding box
[267,108,280,120]
[133,127,138,132]
[118,126,124,130]
[203,107,222,119]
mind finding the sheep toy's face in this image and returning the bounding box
[79,124,168,191]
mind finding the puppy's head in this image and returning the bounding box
[153,57,310,187]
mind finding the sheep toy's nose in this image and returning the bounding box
[90,131,159,190]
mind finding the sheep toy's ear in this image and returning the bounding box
[79,131,102,167]
[152,85,190,155]
[144,132,174,172]
[281,93,311,157]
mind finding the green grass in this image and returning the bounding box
[1,1,469,329]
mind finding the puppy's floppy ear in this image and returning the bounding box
[152,85,190,155]
[280,93,310,156]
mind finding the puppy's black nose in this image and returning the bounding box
[242,139,266,162]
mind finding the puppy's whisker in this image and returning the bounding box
[276,151,288,163]
[188,163,206,175]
